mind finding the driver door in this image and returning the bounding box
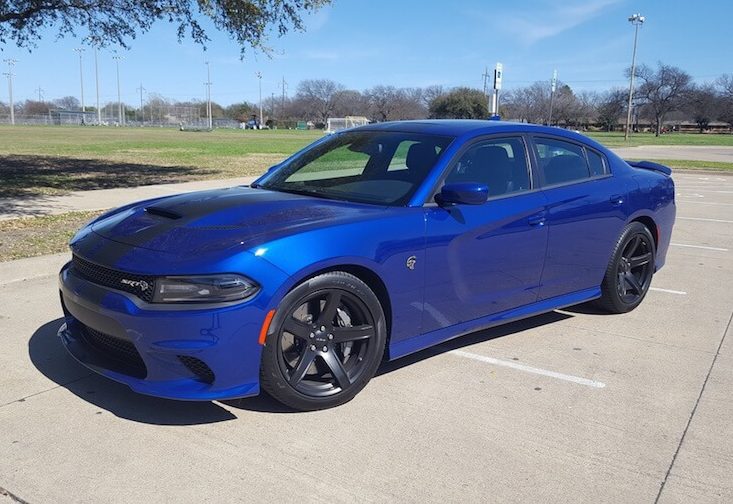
[421,136,549,334]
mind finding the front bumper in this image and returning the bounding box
[58,262,271,401]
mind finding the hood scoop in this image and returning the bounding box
[145,206,182,220]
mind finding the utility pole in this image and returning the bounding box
[624,13,645,141]
[548,69,557,125]
[482,66,491,114]
[3,58,17,126]
[112,55,123,125]
[94,48,101,124]
[74,47,85,112]
[281,76,287,118]
[256,71,263,128]
[205,61,212,129]
[136,83,146,124]
[35,86,44,101]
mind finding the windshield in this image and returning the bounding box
[259,130,454,205]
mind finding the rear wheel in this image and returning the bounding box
[260,272,386,411]
[597,222,656,313]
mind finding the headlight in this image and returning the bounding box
[153,274,259,303]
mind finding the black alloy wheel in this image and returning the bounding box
[260,272,386,410]
[598,221,656,313]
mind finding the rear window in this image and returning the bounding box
[586,149,607,176]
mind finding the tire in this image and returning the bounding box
[260,272,386,411]
[597,221,656,314]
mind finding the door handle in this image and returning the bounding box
[527,212,546,227]
[609,194,624,206]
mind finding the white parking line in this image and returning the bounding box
[447,349,607,389]
[678,217,733,224]
[650,287,688,295]
[676,200,733,206]
[670,243,729,251]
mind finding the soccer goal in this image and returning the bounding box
[326,116,369,133]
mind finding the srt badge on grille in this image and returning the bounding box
[120,279,150,292]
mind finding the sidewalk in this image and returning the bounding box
[0,176,256,221]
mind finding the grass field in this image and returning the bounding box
[586,131,733,147]
[0,126,321,197]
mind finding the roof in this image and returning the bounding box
[354,119,611,154]
[357,119,556,137]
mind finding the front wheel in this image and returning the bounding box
[597,222,656,314]
[260,272,386,411]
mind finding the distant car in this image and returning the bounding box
[58,120,676,410]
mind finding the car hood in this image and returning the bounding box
[90,186,387,255]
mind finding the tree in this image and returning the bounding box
[685,84,718,133]
[596,89,626,131]
[332,90,368,117]
[225,102,257,122]
[295,79,345,123]
[54,96,80,110]
[429,87,488,119]
[716,75,733,131]
[632,63,691,136]
[21,99,50,115]
[0,1,331,55]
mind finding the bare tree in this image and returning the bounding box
[632,63,692,136]
[54,96,80,110]
[716,75,733,131]
[296,79,345,123]
[685,84,718,133]
[332,89,368,117]
[596,89,627,131]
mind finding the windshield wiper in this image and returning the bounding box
[263,185,333,200]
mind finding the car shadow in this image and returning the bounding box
[30,311,575,420]
[29,319,237,425]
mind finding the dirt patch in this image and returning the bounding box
[0,210,105,262]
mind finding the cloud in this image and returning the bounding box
[487,0,622,45]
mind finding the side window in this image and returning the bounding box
[444,137,530,197]
[534,137,590,186]
[586,149,607,176]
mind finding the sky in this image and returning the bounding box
[0,0,730,107]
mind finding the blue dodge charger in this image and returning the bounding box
[58,120,675,410]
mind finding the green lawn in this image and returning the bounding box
[0,126,321,197]
[587,131,733,147]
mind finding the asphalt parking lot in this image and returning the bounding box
[0,171,731,503]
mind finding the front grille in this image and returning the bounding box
[81,325,147,378]
[72,254,156,303]
[178,355,215,384]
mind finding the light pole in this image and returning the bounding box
[548,69,557,125]
[94,48,101,124]
[256,71,263,128]
[74,47,86,113]
[205,61,212,129]
[3,58,17,126]
[624,13,645,141]
[136,83,146,124]
[112,55,123,125]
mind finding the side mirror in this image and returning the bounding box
[436,182,489,206]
